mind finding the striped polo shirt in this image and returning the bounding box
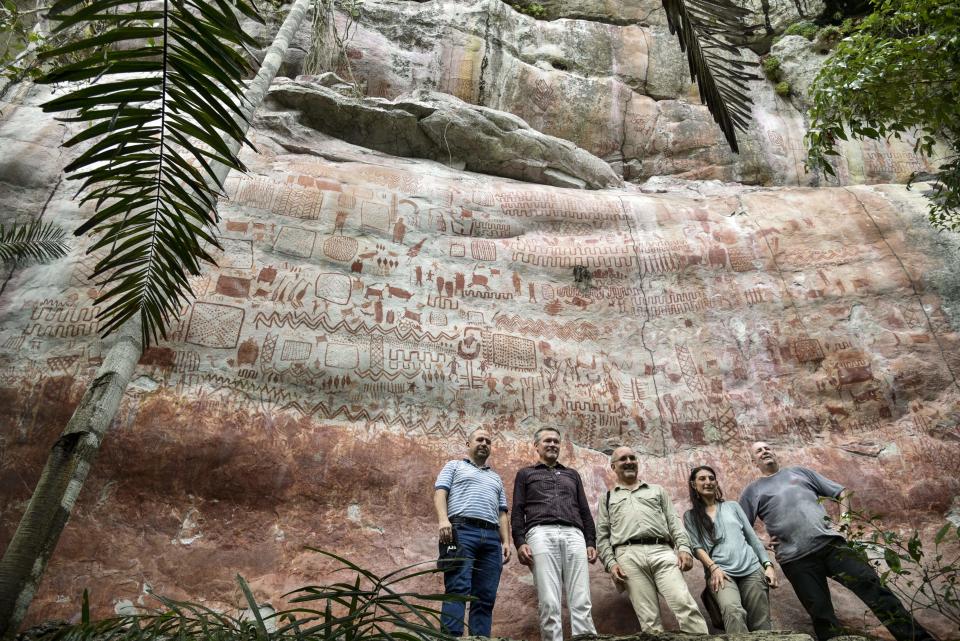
[435,459,509,526]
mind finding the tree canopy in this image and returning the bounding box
[806,0,960,230]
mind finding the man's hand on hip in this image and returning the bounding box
[438,519,453,543]
[677,550,694,571]
[586,546,598,564]
[502,543,512,564]
[518,543,534,566]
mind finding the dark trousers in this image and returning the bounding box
[440,522,503,636]
[780,540,934,641]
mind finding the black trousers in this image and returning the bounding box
[780,540,934,641]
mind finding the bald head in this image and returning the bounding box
[750,441,780,475]
[610,446,639,485]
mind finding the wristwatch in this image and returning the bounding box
[762,561,773,569]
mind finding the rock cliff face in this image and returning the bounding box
[291,0,940,186]
[1,1,959,640]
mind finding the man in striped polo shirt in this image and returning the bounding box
[434,427,512,636]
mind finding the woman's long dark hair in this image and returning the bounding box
[688,465,724,546]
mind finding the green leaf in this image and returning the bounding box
[884,547,902,573]
[81,589,90,625]
[237,575,268,641]
[933,521,948,545]
[907,532,923,562]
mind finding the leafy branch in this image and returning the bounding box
[0,220,68,263]
[806,0,960,229]
[824,496,960,635]
[0,1,117,100]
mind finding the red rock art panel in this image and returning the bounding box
[2,149,959,639]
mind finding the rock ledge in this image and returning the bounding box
[264,76,623,190]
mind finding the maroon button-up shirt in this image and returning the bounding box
[511,462,597,548]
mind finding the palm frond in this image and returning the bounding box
[0,220,69,263]
[661,0,760,152]
[37,0,262,346]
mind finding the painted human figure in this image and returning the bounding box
[393,217,406,244]
[596,447,708,633]
[512,428,597,641]
[740,442,935,641]
[434,428,512,636]
[334,209,348,234]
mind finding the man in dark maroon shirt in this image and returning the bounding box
[512,427,597,641]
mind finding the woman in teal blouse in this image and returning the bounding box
[683,465,779,632]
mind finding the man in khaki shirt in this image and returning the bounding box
[596,446,708,633]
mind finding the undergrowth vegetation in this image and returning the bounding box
[826,497,960,634]
[47,550,462,641]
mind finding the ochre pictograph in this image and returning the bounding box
[186,302,245,349]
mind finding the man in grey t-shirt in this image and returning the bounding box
[740,442,934,641]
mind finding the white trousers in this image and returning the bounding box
[527,525,597,641]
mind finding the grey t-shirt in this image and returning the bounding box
[739,466,845,564]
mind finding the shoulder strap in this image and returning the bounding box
[605,490,610,512]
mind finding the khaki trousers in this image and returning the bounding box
[711,567,771,632]
[616,544,708,633]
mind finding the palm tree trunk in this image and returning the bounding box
[0,322,142,638]
[0,0,310,636]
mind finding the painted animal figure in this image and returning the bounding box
[470,272,492,290]
[389,286,413,300]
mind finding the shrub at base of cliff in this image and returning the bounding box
[830,501,960,633]
[806,0,960,230]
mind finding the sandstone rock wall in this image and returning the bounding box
[2,71,959,639]
[292,0,939,186]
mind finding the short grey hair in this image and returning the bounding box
[533,427,561,445]
[466,427,488,443]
